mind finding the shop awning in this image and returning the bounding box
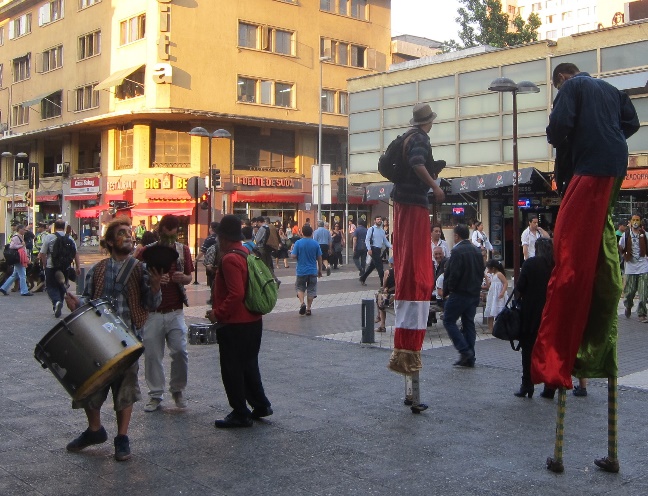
[364,182,393,201]
[75,204,110,218]
[94,65,144,91]
[105,190,134,202]
[21,91,61,108]
[622,168,648,189]
[450,167,535,194]
[37,193,60,202]
[130,202,194,216]
[231,191,307,203]
[65,194,99,201]
[146,190,192,201]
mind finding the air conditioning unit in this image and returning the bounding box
[2,130,12,137]
[56,163,64,173]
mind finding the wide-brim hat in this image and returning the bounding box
[218,214,244,241]
[142,244,180,273]
[409,103,437,126]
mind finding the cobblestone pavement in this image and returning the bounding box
[0,250,645,494]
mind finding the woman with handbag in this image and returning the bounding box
[0,224,33,296]
[331,223,344,269]
[513,237,554,398]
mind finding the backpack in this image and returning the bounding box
[51,233,77,270]
[264,224,281,251]
[228,249,278,315]
[3,244,19,265]
[377,128,420,183]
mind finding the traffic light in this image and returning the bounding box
[28,163,39,189]
[200,191,210,210]
[337,177,347,203]
[211,169,221,189]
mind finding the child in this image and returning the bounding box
[484,260,508,333]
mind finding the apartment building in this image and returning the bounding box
[0,0,391,247]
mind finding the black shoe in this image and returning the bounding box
[114,434,131,461]
[411,403,428,414]
[66,426,108,452]
[453,355,475,368]
[54,301,63,318]
[326,266,331,276]
[546,457,564,473]
[214,412,253,428]
[594,456,620,473]
[21,292,34,296]
[573,386,588,397]
[358,277,366,286]
[299,303,306,315]
[0,288,7,296]
[250,406,273,420]
[540,388,556,399]
[514,385,534,398]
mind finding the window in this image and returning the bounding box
[562,26,573,36]
[74,83,99,111]
[531,2,542,12]
[321,0,367,20]
[0,27,4,46]
[546,29,557,39]
[351,45,365,68]
[152,128,191,168]
[237,21,295,56]
[12,104,28,126]
[115,67,145,100]
[546,15,554,24]
[120,13,145,45]
[39,0,64,26]
[322,38,370,68]
[78,30,101,60]
[339,92,348,115]
[42,45,63,73]
[8,13,32,39]
[234,125,295,172]
[578,7,589,17]
[41,91,63,119]
[321,89,348,114]
[350,0,367,20]
[117,128,133,170]
[12,54,31,83]
[275,82,293,107]
[320,0,333,12]
[78,0,100,8]
[322,89,335,113]
[561,11,572,21]
[0,65,3,87]
[238,77,256,103]
[237,76,295,108]
[336,42,349,65]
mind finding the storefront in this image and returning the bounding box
[617,167,648,224]
[65,176,102,246]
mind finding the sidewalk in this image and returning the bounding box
[1,271,648,495]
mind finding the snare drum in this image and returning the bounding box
[188,323,217,345]
[34,298,144,401]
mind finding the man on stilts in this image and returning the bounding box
[531,63,639,473]
[386,103,445,413]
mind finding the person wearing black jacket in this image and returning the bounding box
[442,224,485,367]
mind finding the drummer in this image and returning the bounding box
[64,217,162,462]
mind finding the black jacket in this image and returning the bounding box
[443,240,484,298]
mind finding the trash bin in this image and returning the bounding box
[361,298,375,344]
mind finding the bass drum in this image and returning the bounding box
[34,298,143,401]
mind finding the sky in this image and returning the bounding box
[391,0,463,43]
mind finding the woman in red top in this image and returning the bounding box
[209,215,272,428]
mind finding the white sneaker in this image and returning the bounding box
[144,398,162,412]
[172,391,187,408]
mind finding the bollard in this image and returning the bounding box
[76,267,86,295]
[361,298,375,343]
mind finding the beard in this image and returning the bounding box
[112,242,132,255]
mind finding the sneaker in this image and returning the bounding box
[299,303,306,315]
[358,277,366,287]
[172,391,187,409]
[250,406,273,420]
[0,288,7,296]
[114,434,131,461]
[214,412,253,428]
[625,306,631,318]
[326,266,331,276]
[573,386,587,397]
[21,292,34,296]
[144,398,162,412]
[54,301,63,318]
[66,426,108,452]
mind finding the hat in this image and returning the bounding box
[409,103,437,126]
[217,215,244,241]
[142,244,180,274]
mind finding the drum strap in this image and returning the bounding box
[112,257,138,297]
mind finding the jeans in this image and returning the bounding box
[141,310,189,399]
[1,263,28,295]
[353,250,367,273]
[360,247,384,284]
[45,267,67,306]
[443,293,480,359]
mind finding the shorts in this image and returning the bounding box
[71,360,141,412]
[319,244,330,262]
[295,275,318,298]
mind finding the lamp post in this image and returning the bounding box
[189,127,232,223]
[317,55,331,223]
[2,151,28,224]
[488,78,539,281]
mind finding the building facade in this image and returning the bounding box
[0,0,391,247]
[348,21,648,268]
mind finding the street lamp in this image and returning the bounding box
[2,151,28,223]
[488,78,539,281]
[317,55,331,223]
[189,127,231,223]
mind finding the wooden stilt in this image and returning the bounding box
[546,387,566,473]
[594,376,620,472]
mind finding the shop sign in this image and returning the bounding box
[238,177,296,188]
[8,201,28,211]
[144,175,180,189]
[542,197,562,206]
[154,0,173,84]
[70,177,100,194]
[107,179,136,190]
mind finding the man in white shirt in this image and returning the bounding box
[521,216,550,260]
[359,216,392,286]
[619,214,648,322]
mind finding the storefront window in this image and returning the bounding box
[152,128,191,168]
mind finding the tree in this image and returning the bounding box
[441,0,541,52]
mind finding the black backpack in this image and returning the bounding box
[3,244,20,265]
[51,233,76,269]
[377,128,420,183]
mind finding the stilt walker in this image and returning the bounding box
[531,62,638,474]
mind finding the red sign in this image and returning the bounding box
[238,176,295,188]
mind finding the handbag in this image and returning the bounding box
[3,244,20,265]
[492,290,522,351]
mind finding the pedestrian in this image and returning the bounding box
[290,224,322,316]
[0,224,33,297]
[254,217,281,284]
[442,224,484,368]
[428,246,448,325]
[330,223,344,269]
[521,216,549,260]
[532,62,639,474]
[471,221,492,263]
[208,215,272,428]
[274,228,290,269]
[483,260,508,334]
[136,215,193,413]
[352,219,368,276]
[312,220,332,276]
[618,214,648,322]
[134,220,146,242]
[63,217,162,461]
[386,102,445,414]
[430,224,450,260]
[39,220,81,317]
[197,222,220,288]
[375,257,395,333]
[359,216,391,287]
